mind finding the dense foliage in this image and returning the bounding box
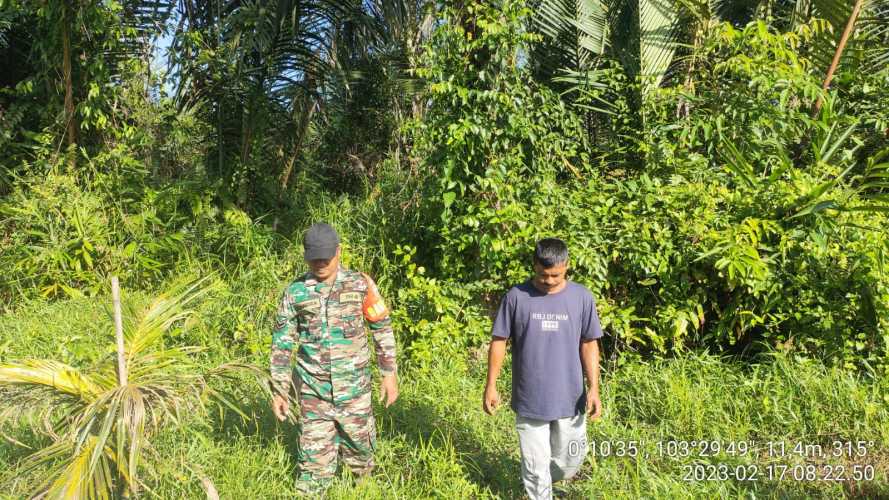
[399,2,889,371]
[1,0,888,495]
[2,0,888,368]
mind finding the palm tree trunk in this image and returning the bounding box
[812,0,865,117]
[273,94,316,230]
[61,0,76,168]
[279,96,316,193]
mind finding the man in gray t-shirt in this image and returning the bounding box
[483,238,603,500]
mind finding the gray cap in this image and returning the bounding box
[303,222,340,260]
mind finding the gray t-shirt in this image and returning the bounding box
[492,280,603,421]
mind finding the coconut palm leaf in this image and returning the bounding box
[123,275,217,355]
[26,437,115,500]
[0,278,271,499]
[858,0,889,71]
[639,0,680,87]
[536,0,609,63]
[533,0,682,94]
[791,0,889,73]
[0,360,104,400]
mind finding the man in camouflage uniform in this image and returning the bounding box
[271,222,398,494]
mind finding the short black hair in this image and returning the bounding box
[533,238,568,268]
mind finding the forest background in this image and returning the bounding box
[1,0,889,498]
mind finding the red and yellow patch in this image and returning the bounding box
[361,273,389,322]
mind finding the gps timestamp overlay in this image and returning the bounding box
[573,438,883,487]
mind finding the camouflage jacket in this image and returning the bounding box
[270,267,397,403]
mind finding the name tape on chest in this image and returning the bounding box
[339,291,362,303]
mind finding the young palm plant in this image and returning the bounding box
[0,277,269,498]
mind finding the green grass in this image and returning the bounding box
[2,295,888,499]
[0,294,146,363]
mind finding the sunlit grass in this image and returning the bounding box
[2,294,887,498]
[0,279,269,498]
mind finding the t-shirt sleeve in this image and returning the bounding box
[581,291,604,340]
[491,291,514,339]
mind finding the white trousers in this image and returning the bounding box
[515,413,588,500]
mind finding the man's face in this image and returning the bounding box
[532,260,567,293]
[307,247,340,281]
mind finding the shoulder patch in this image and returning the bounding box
[360,272,389,321]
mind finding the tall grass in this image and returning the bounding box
[1,174,885,497]
[2,291,886,499]
[0,280,269,498]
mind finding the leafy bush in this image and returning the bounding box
[0,168,284,304]
[388,245,491,372]
[399,6,889,371]
[409,0,590,285]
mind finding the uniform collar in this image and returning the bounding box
[304,266,346,288]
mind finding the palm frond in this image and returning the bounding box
[0,277,272,498]
[0,360,104,400]
[123,275,218,355]
[533,0,681,93]
[791,0,889,74]
[26,436,115,500]
[816,0,857,28]
[640,0,681,87]
[537,0,609,63]
[859,0,889,71]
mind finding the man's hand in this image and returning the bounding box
[484,338,506,415]
[272,393,290,422]
[586,390,602,420]
[380,373,399,407]
[483,384,501,415]
[580,339,601,420]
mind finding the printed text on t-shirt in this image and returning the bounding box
[532,312,568,331]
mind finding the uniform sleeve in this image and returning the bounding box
[581,291,603,340]
[270,288,298,395]
[491,292,514,339]
[361,273,397,376]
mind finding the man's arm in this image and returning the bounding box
[362,273,398,407]
[483,338,507,415]
[484,291,513,415]
[580,339,602,419]
[270,290,298,421]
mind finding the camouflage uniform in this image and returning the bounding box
[271,267,397,494]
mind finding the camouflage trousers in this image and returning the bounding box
[295,389,376,494]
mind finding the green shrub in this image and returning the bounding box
[389,245,492,372]
[398,6,889,372]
